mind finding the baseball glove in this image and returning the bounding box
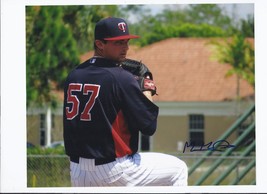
[120,58,157,96]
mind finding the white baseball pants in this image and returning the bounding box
[70,152,188,186]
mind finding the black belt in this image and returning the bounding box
[70,156,116,166]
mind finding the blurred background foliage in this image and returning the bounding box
[26,4,254,108]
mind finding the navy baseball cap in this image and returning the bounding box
[95,17,139,41]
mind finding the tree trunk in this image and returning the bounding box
[235,75,241,116]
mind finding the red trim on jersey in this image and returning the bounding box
[111,110,132,157]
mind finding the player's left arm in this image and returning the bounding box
[120,58,157,98]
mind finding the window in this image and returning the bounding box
[40,114,46,146]
[52,114,55,128]
[189,114,204,146]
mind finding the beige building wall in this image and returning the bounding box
[205,116,237,144]
[153,116,188,153]
[152,115,238,153]
[150,101,254,153]
[27,115,40,146]
[51,115,64,142]
[27,113,64,146]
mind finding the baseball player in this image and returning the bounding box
[63,17,188,186]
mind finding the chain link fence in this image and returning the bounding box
[27,154,255,187]
[27,155,71,187]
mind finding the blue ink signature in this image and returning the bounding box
[183,140,236,153]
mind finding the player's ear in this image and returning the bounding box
[95,40,105,50]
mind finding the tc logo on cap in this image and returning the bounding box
[118,22,126,32]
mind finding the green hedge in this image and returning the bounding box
[27,146,66,155]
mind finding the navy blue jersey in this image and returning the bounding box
[63,57,159,159]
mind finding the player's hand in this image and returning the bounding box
[143,91,153,102]
[120,58,157,96]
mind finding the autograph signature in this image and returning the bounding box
[183,139,236,153]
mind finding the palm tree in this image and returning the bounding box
[210,34,255,100]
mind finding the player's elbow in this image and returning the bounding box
[141,121,157,136]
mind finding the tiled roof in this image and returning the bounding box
[127,38,254,102]
[79,38,254,102]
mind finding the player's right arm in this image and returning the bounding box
[116,69,159,136]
